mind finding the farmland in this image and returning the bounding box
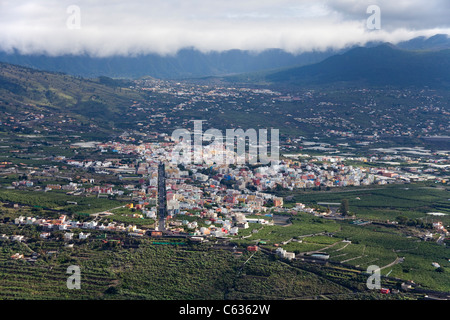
[277,183,450,224]
[0,234,424,300]
[0,189,123,215]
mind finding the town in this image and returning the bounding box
[0,78,449,300]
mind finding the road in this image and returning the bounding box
[380,257,405,270]
[157,163,167,231]
[301,240,343,256]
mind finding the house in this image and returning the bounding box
[285,252,296,260]
[401,282,413,291]
[432,262,441,268]
[14,216,25,225]
[129,232,144,237]
[187,221,198,229]
[127,225,137,232]
[26,217,36,225]
[70,221,80,228]
[64,233,74,241]
[247,245,259,252]
[237,222,249,229]
[40,232,51,239]
[273,197,284,207]
[11,253,24,260]
[12,235,24,242]
[275,247,296,260]
[46,184,62,190]
[432,222,447,233]
[145,210,157,219]
[79,232,90,240]
[422,232,434,241]
[83,221,98,229]
[59,224,69,230]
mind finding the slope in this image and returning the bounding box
[265,44,450,88]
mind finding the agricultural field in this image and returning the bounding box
[0,239,115,299]
[322,223,450,292]
[233,213,341,247]
[277,183,450,224]
[0,236,393,300]
[0,189,124,215]
[106,207,155,227]
[233,206,450,293]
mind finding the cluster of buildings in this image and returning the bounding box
[62,139,448,197]
[13,214,147,239]
[5,123,447,242]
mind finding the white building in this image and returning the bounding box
[79,232,90,240]
[64,233,74,240]
[14,216,25,225]
[275,247,295,260]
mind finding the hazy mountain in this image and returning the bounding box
[265,44,450,88]
[0,34,447,80]
[0,48,337,80]
[397,34,450,51]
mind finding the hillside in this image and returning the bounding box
[265,44,450,88]
[0,62,139,121]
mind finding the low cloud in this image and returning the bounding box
[0,0,449,57]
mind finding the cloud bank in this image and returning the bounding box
[0,0,449,57]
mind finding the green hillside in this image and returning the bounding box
[0,62,140,121]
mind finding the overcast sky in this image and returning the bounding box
[0,0,449,56]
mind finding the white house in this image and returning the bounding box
[79,232,90,240]
[145,210,157,219]
[59,224,69,230]
[64,233,74,240]
[26,217,36,225]
[12,235,24,242]
[275,247,295,260]
[229,227,239,235]
[14,216,25,225]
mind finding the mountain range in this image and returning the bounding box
[0,48,337,80]
[264,44,450,88]
[0,34,448,80]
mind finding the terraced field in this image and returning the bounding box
[0,246,114,299]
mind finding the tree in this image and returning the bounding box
[339,199,350,216]
[104,286,119,295]
[396,216,408,225]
